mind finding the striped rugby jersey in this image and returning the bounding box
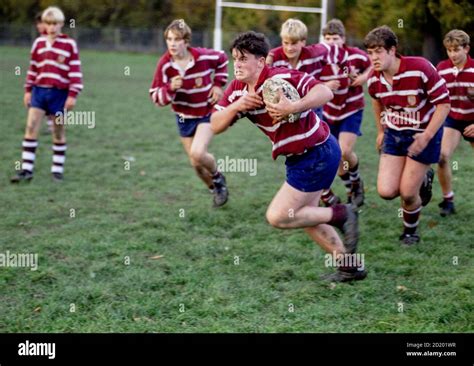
[149,47,228,118]
[267,43,347,81]
[367,55,450,131]
[436,55,474,121]
[214,66,330,159]
[25,34,83,98]
[321,46,371,124]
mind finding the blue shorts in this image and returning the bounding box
[30,86,68,116]
[313,107,323,120]
[328,110,363,139]
[175,114,210,138]
[382,128,443,165]
[444,116,474,142]
[285,134,341,192]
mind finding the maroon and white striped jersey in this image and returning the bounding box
[437,55,474,121]
[267,43,347,81]
[367,56,450,131]
[149,47,228,118]
[214,66,330,159]
[321,46,371,123]
[25,34,83,98]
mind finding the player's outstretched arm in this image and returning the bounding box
[210,105,239,134]
[211,93,263,134]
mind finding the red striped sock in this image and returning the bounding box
[51,143,67,174]
[21,139,38,173]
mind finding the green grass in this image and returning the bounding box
[0,46,472,332]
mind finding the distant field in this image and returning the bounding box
[0,46,472,332]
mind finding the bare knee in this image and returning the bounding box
[438,152,450,167]
[378,186,399,200]
[266,209,288,229]
[190,146,206,166]
[340,147,353,163]
[400,192,418,206]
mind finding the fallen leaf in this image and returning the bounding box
[149,255,164,260]
[34,306,41,312]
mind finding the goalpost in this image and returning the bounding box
[213,0,328,50]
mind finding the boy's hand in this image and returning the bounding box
[170,75,184,91]
[324,80,340,91]
[464,124,474,138]
[65,96,76,110]
[233,93,263,113]
[208,86,223,105]
[351,74,367,87]
[265,90,295,122]
[376,131,384,152]
[24,92,31,108]
[408,132,431,157]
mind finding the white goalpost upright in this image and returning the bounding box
[214,0,328,51]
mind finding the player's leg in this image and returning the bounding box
[338,131,362,206]
[437,127,462,216]
[320,123,341,207]
[190,122,228,207]
[338,110,364,206]
[377,154,405,200]
[399,158,430,244]
[11,106,44,183]
[51,112,67,181]
[180,136,214,188]
[266,182,365,282]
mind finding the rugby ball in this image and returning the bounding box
[262,77,301,123]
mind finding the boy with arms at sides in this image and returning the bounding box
[212,31,367,282]
[149,19,229,207]
[436,30,474,216]
[11,6,83,183]
[365,26,450,245]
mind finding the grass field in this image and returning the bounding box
[0,46,472,333]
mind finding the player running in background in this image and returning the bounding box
[212,31,366,282]
[10,6,83,183]
[265,18,344,118]
[318,19,372,208]
[149,19,229,207]
[365,26,450,245]
[436,29,474,216]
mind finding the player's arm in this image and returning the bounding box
[149,62,178,106]
[408,63,451,156]
[266,83,333,121]
[209,51,229,104]
[24,40,39,107]
[65,41,83,110]
[211,93,263,134]
[265,54,274,66]
[351,65,373,87]
[407,103,450,157]
[371,97,385,151]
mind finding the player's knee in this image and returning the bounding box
[400,192,417,206]
[340,147,353,162]
[378,186,398,200]
[438,152,450,167]
[190,147,205,166]
[266,209,286,228]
